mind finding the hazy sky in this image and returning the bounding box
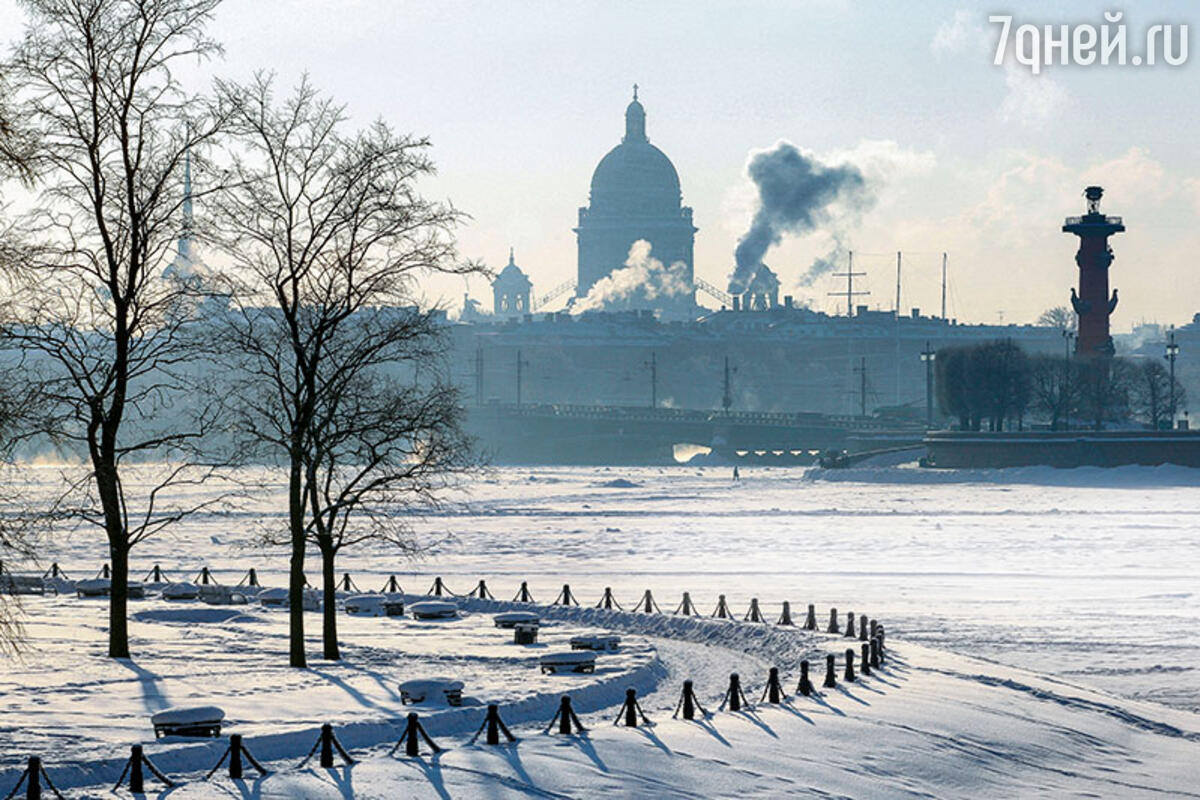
[3,0,1199,327]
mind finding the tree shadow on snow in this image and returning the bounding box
[116,657,171,713]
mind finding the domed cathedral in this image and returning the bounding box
[574,87,697,315]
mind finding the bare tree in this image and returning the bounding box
[0,0,230,658]
[1029,354,1078,431]
[1074,356,1134,431]
[210,76,480,666]
[1037,305,1075,332]
[1129,358,1185,430]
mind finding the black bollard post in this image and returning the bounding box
[340,574,355,592]
[777,601,794,626]
[824,654,837,688]
[873,636,884,666]
[319,723,334,768]
[129,744,145,793]
[828,607,839,634]
[762,667,784,704]
[744,598,764,623]
[486,704,500,745]
[238,568,260,588]
[712,594,733,620]
[229,734,244,779]
[674,592,699,616]
[405,713,420,756]
[597,587,620,610]
[845,611,856,639]
[513,581,535,603]
[861,643,872,676]
[860,618,869,642]
[554,583,578,606]
[27,756,42,800]
[844,648,856,683]
[634,589,660,613]
[198,567,215,585]
[804,603,817,630]
[623,688,639,727]
[681,680,695,720]
[721,672,749,711]
[559,697,573,734]
[548,695,586,734]
[797,660,813,696]
[471,580,495,600]
[101,563,111,579]
[469,704,516,746]
[429,577,451,597]
[150,565,164,583]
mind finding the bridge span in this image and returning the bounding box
[465,402,925,465]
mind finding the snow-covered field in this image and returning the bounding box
[3,461,1200,796]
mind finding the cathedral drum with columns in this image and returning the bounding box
[574,87,697,315]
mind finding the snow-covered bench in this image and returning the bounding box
[76,578,110,598]
[258,587,320,611]
[570,634,621,652]
[539,651,597,674]
[0,574,46,596]
[399,678,464,706]
[409,600,457,620]
[493,611,540,628]
[345,594,404,617]
[199,585,248,606]
[161,582,200,601]
[150,705,225,739]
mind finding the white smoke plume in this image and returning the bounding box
[572,240,689,314]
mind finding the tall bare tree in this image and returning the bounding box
[0,0,229,658]
[211,76,479,666]
[1129,358,1185,430]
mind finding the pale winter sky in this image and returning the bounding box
[2,0,1198,327]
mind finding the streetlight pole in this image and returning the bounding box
[516,349,528,407]
[919,342,936,429]
[646,351,658,409]
[1166,327,1180,429]
[1062,329,1075,431]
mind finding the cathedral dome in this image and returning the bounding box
[587,89,682,216]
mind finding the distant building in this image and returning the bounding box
[574,87,696,314]
[492,249,532,316]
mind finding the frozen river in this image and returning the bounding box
[16,462,1200,712]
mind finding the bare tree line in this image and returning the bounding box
[937,340,1186,432]
[0,0,481,661]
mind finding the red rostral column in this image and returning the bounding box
[1063,186,1124,356]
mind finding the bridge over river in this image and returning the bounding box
[466,402,925,465]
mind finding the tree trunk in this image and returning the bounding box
[319,538,340,661]
[288,457,307,669]
[108,539,130,658]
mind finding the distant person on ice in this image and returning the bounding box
[732,466,740,481]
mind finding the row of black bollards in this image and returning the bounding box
[53,565,887,638]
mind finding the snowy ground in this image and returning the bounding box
[3,461,1200,796]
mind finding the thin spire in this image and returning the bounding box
[633,82,638,101]
[508,247,515,266]
[176,147,194,267]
